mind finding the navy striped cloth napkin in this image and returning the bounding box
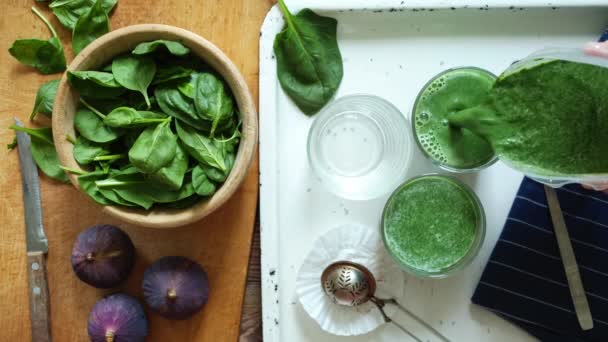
[601,28,608,42]
[472,178,608,341]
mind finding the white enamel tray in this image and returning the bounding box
[259,1,608,341]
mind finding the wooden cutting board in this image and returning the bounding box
[0,0,271,340]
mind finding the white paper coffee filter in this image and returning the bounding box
[296,223,406,336]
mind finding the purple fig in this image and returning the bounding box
[72,225,135,288]
[142,256,210,320]
[88,293,148,342]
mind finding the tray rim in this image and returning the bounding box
[275,0,608,11]
[259,2,608,341]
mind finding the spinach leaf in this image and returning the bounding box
[216,125,241,151]
[114,187,154,209]
[128,118,177,173]
[83,97,129,114]
[100,63,113,72]
[97,188,137,206]
[9,7,66,75]
[144,180,194,203]
[169,57,208,73]
[122,129,142,149]
[95,167,193,208]
[200,151,235,183]
[153,65,194,85]
[30,142,68,183]
[7,137,18,150]
[195,128,239,182]
[73,136,110,164]
[155,85,208,130]
[149,54,178,70]
[150,142,188,190]
[9,126,54,145]
[132,40,191,56]
[31,79,60,120]
[104,107,167,128]
[97,161,109,173]
[66,134,77,144]
[177,73,198,99]
[72,0,110,55]
[67,71,126,99]
[161,194,201,209]
[112,55,156,108]
[273,0,343,115]
[125,91,158,111]
[224,151,236,174]
[202,133,238,182]
[78,170,113,205]
[194,73,234,137]
[74,108,122,143]
[201,164,227,183]
[176,120,226,172]
[215,115,238,137]
[9,125,68,182]
[50,0,117,30]
[95,169,154,209]
[192,165,216,196]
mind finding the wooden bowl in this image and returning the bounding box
[52,24,257,229]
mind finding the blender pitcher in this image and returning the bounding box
[493,47,608,189]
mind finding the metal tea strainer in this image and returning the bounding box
[321,261,450,342]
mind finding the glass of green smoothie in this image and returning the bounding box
[412,67,497,172]
[381,174,486,278]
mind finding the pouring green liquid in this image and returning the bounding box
[449,60,608,176]
[414,60,608,176]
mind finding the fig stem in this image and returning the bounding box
[85,250,123,262]
[85,252,95,262]
[167,288,177,300]
[105,331,114,342]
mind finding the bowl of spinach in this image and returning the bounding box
[52,24,257,228]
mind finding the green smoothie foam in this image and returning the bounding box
[382,175,482,274]
[413,67,496,170]
[449,60,608,176]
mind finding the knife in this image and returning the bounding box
[14,118,52,342]
[544,185,594,331]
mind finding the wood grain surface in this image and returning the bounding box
[0,0,273,340]
[239,220,263,342]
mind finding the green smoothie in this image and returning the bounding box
[449,60,608,176]
[413,67,496,170]
[382,175,483,275]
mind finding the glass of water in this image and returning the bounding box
[307,94,412,200]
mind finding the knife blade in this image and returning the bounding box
[14,118,52,342]
[544,185,594,331]
[15,118,48,254]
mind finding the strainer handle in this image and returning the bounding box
[370,298,423,342]
[390,321,424,342]
[383,298,451,342]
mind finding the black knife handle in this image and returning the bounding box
[27,251,51,342]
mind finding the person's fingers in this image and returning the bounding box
[583,42,608,58]
[582,182,608,193]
